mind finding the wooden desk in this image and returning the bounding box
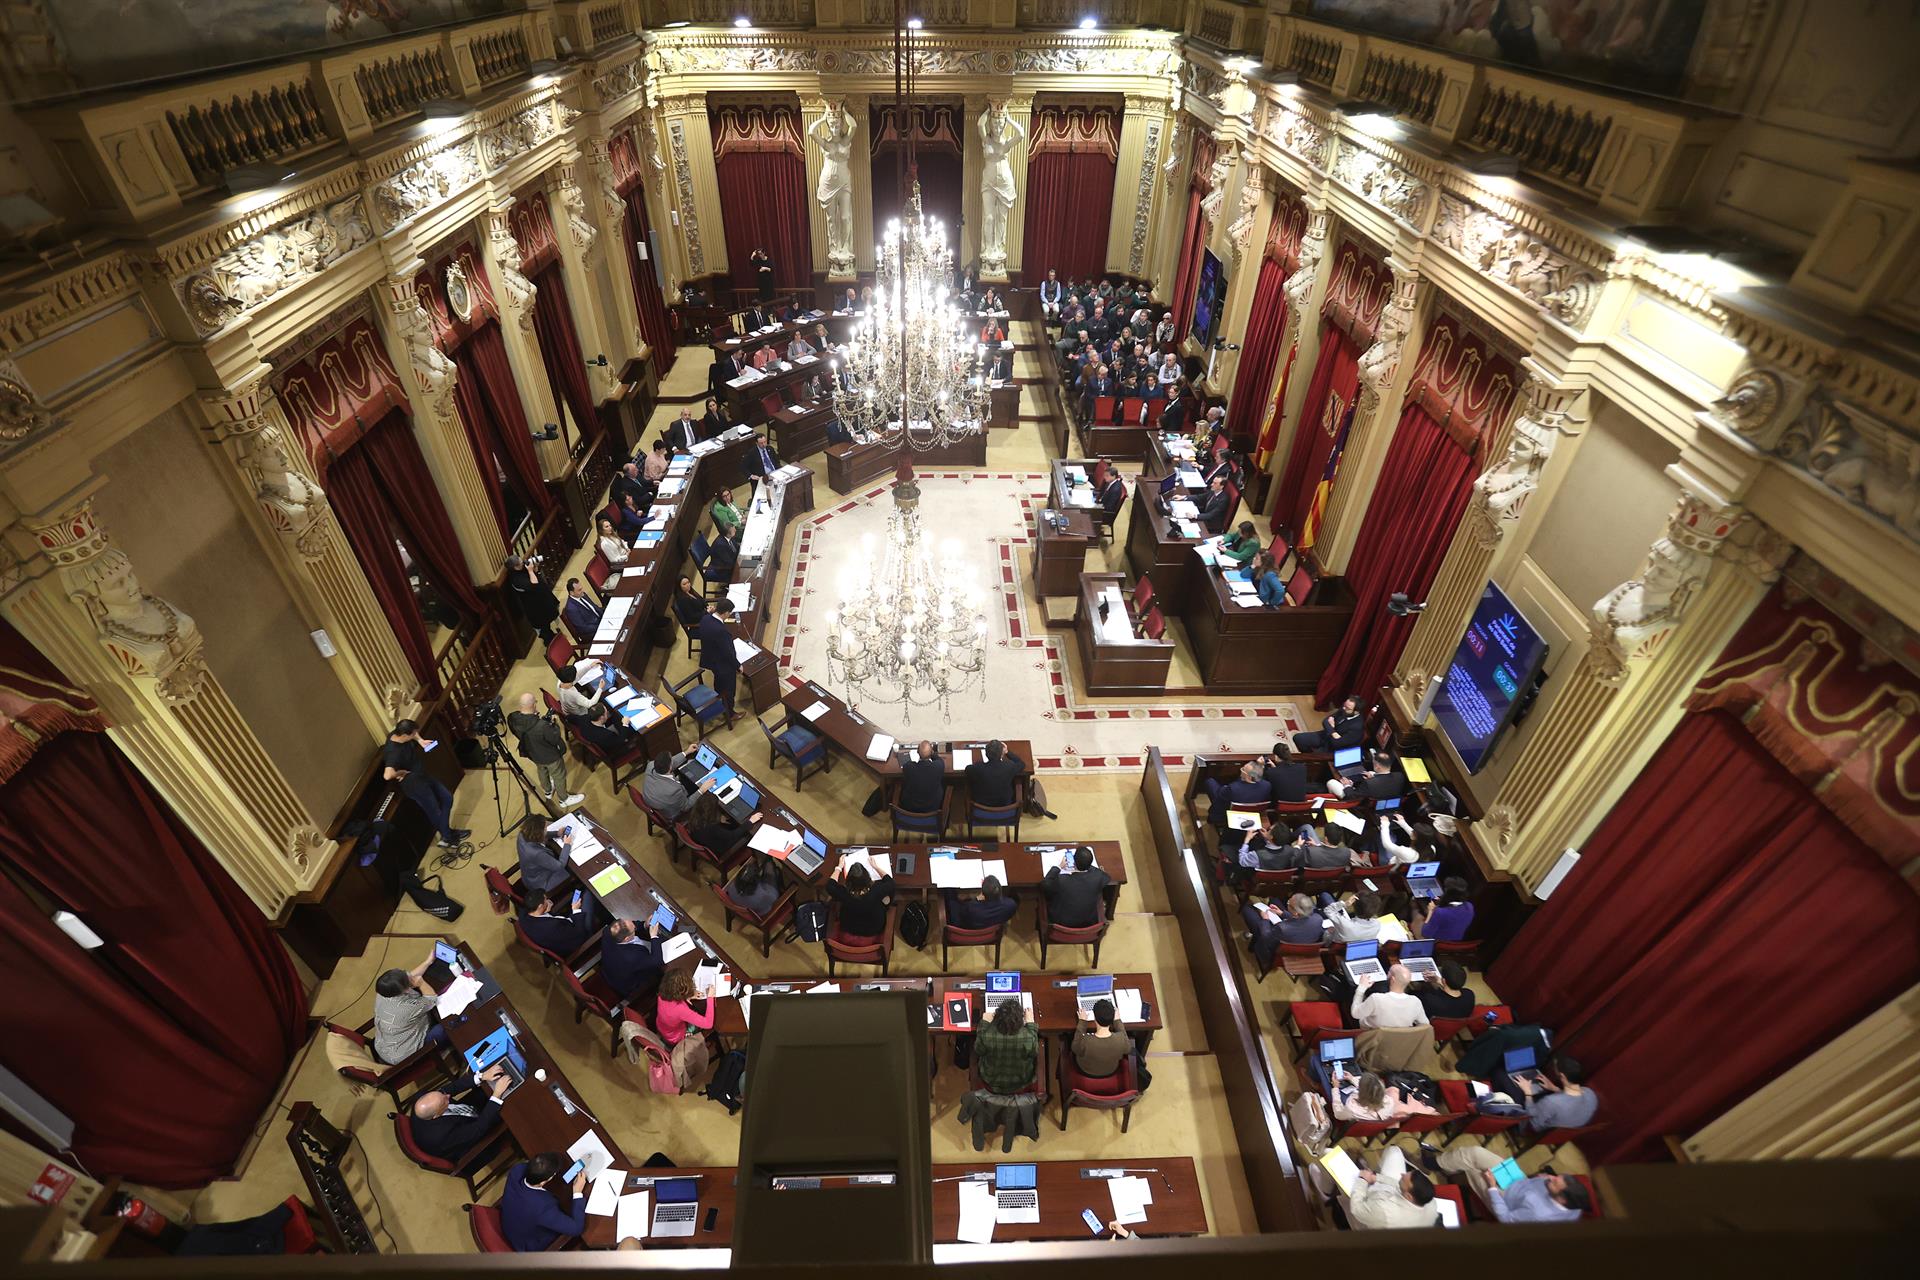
[874,837,1126,910]
[674,744,835,888]
[1123,483,1203,610]
[1031,508,1096,598]
[1075,572,1172,696]
[730,470,814,644]
[988,382,1021,428]
[1048,458,1104,513]
[768,396,835,461]
[1081,412,1155,460]
[825,429,989,494]
[721,354,832,425]
[711,971,1161,1043]
[563,808,753,978]
[729,626,783,716]
[1181,565,1357,695]
[712,311,854,358]
[779,678,1032,792]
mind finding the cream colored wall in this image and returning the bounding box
[91,406,368,825]
[1528,402,1683,614]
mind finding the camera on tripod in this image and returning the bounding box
[470,695,506,740]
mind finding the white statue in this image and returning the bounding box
[977,103,1026,279]
[69,547,207,704]
[239,425,330,562]
[809,102,859,278]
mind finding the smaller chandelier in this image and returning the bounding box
[823,477,988,724]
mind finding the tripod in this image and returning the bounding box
[481,726,541,839]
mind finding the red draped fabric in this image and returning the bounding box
[449,321,555,531]
[712,107,811,293]
[1224,257,1289,447]
[1022,107,1118,283]
[0,628,308,1186]
[619,187,677,375]
[529,261,600,443]
[1169,133,1216,341]
[1489,710,1920,1164]
[1273,327,1359,537]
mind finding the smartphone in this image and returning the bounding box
[562,1158,586,1183]
[1081,1208,1104,1235]
[702,1207,719,1233]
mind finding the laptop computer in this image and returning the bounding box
[1374,795,1402,812]
[1333,746,1366,777]
[984,971,1024,1019]
[722,782,760,823]
[1343,940,1386,986]
[651,1178,700,1237]
[1405,860,1443,899]
[789,828,828,876]
[1504,1046,1544,1086]
[462,1026,527,1096]
[994,1163,1039,1220]
[1074,974,1115,1016]
[1400,939,1441,983]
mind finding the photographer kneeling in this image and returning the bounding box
[507,692,583,810]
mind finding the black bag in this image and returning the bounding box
[862,785,887,818]
[794,901,829,943]
[703,1050,748,1115]
[403,871,465,922]
[899,900,930,949]
[1386,1070,1440,1109]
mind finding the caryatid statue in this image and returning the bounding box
[977,102,1026,279]
[809,102,859,278]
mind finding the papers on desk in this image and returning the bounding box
[658,476,687,496]
[1098,588,1134,644]
[775,463,809,482]
[1176,466,1205,488]
[568,1130,616,1180]
[748,823,801,857]
[605,684,636,708]
[1434,1197,1462,1228]
[865,733,895,761]
[840,849,891,881]
[588,864,631,895]
[586,1169,624,1216]
[593,598,633,645]
[726,583,754,613]
[952,748,974,769]
[622,694,668,731]
[1173,519,1205,540]
[548,815,604,863]
[1168,499,1199,519]
[694,960,735,998]
[957,1180,997,1244]
[1324,806,1367,834]
[1319,1147,1362,1195]
[1402,757,1431,783]
[728,367,763,386]
[806,981,840,995]
[1114,987,1144,1023]
[928,851,980,889]
[615,1191,651,1243]
[798,699,830,721]
[667,457,694,475]
[661,932,697,963]
[435,974,483,1018]
[1107,1175,1154,1225]
[1065,486,1095,508]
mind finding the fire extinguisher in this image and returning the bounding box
[109,1193,182,1248]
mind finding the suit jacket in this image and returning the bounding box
[1264,760,1311,803]
[1160,398,1192,431]
[1042,865,1112,929]
[499,1165,588,1252]
[667,417,704,450]
[410,1081,501,1160]
[946,890,1019,931]
[897,755,947,813]
[825,418,853,445]
[600,932,663,1001]
[696,613,738,677]
[1197,488,1230,533]
[561,595,603,637]
[611,472,652,512]
[1323,712,1365,750]
[575,717,630,760]
[1350,772,1406,799]
[700,411,729,438]
[1099,479,1126,519]
[518,895,599,957]
[746,308,771,330]
[1294,842,1352,871]
[964,754,1024,808]
[706,534,739,579]
[743,443,782,478]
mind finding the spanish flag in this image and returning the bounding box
[1298,395,1355,552]
[1252,343,1298,470]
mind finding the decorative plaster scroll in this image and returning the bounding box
[1262,99,1328,170]
[1776,393,1920,540]
[1226,154,1263,264]
[374,139,481,232]
[1588,491,1744,687]
[485,209,537,332]
[659,43,819,74]
[1432,191,1601,327]
[666,118,704,278]
[637,112,667,193]
[1162,115,1184,198]
[1330,137,1429,229]
[1709,366,1787,437]
[1130,118,1162,277]
[593,55,643,105]
[0,353,65,443]
[175,197,372,335]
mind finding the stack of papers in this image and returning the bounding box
[1176,466,1204,488]
[1113,988,1145,1023]
[726,583,754,612]
[1107,1175,1153,1225]
[1168,500,1199,520]
[568,1131,616,1178]
[865,733,895,761]
[798,699,830,721]
[586,1169,624,1216]
[547,815,605,863]
[1325,807,1367,834]
[748,823,801,856]
[435,975,483,1018]
[588,864,631,895]
[661,933,697,963]
[733,638,758,663]
[615,1191,651,1243]
[956,1180,996,1244]
[952,748,975,769]
[593,598,634,645]
[621,694,668,731]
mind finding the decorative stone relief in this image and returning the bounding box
[1331,138,1429,229]
[0,353,64,443]
[1432,192,1601,327]
[658,43,818,74]
[637,110,667,193]
[585,137,625,224]
[175,197,372,334]
[385,279,458,423]
[555,170,598,259]
[485,209,537,332]
[1708,366,1787,437]
[1264,100,1327,170]
[1226,155,1263,263]
[1467,373,1584,547]
[1588,491,1744,687]
[593,56,643,105]
[1130,118,1162,278]
[666,119,704,278]
[200,383,330,563]
[375,140,481,232]
[1282,209,1328,341]
[479,100,564,171]
[1776,393,1920,540]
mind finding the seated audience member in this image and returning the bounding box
[640,750,712,823]
[597,517,631,566]
[787,330,817,361]
[1207,759,1272,823]
[561,578,603,639]
[1323,891,1386,942]
[825,860,896,938]
[1227,816,1296,876]
[1038,268,1064,316]
[1155,351,1182,391]
[1328,749,1407,800]
[600,917,664,1003]
[611,461,652,513]
[1042,845,1112,928]
[1516,1055,1599,1131]
[499,1153,588,1252]
[1071,999,1132,1077]
[1241,892,1329,967]
[1153,313,1176,347]
[724,857,782,918]
[743,431,782,478]
[945,875,1018,930]
[1254,551,1287,607]
[684,790,754,856]
[974,997,1040,1095]
[556,663,603,719]
[1196,475,1230,534]
[1295,695,1365,753]
[1097,469,1127,522]
[1347,1146,1440,1230]
[1294,826,1356,871]
[1413,959,1475,1022]
[408,1067,511,1159]
[1378,813,1437,865]
[514,815,572,897]
[1414,877,1475,941]
[1055,323,1088,361]
[706,528,740,580]
[964,738,1025,808]
[825,416,853,445]
[1330,1068,1439,1123]
[641,439,672,482]
[1262,741,1311,802]
[896,739,947,813]
[372,955,447,1064]
[1217,521,1261,566]
[672,575,706,630]
[838,285,860,313]
[518,887,601,957]
[575,702,631,759]
[1431,1147,1592,1222]
[1352,963,1431,1029]
[653,969,716,1045]
[699,397,729,439]
[710,489,745,541]
[750,342,778,371]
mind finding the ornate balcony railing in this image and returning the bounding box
[164,75,329,187]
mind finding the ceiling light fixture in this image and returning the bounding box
[1080,17,1098,30]
[734,15,752,27]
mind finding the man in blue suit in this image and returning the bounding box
[742,431,782,479]
[560,579,602,639]
[600,918,664,1003]
[697,598,742,713]
[498,1153,587,1252]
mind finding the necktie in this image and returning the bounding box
[446,1104,475,1118]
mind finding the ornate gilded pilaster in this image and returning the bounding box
[1262,202,1334,493]
[548,158,624,406]
[1479,485,1789,885]
[195,378,415,734]
[4,497,336,916]
[1111,95,1170,278]
[659,94,724,281]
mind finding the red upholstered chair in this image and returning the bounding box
[1334,1116,1398,1145]
[583,552,611,600]
[1058,1050,1142,1132]
[278,1197,321,1254]
[1430,1013,1480,1048]
[323,1020,441,1106]
[541,689,564,718]
[627,783,671,837]
[1130,574,1155,615]
[1092,458,1112,490]
[1140,604,1166,642]
[545,634,574,675]
[1285,1000,1349,1065]
[1433,938,1482,969]
[1219,479,1241,532]
[1036,897,1108,968]
[1120,396,1146,424]
[673,819,749,883]
[390,1094,510,1198]
[558,959,626,1058]
[824,901,899,976]
[1277,940,1328,979]
[761,392,784,416]
[1466,1004,1513,1038]
[1573,1174,1603,1218]
[481,864,525,916]
[1397,1106,1460,1138]
[1269,533,1291,563]
[1238,867,1298,908]
[1299,866,1348,895]
[1430,1183,1467,1229]
[465,1202,577,1253]
[1088,394,1116,424]
[510,915,587,974]
[1439,1077,1525,1142]
[1284,565,1315,606]
[938,894,1009,970]
[710,878,801,959]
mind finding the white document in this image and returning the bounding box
[1168,500,1199,519]
[726,583,754,611]
[605,684,637,708]
[435,975,483,1018]
[694,961,736,999]
[733,638,757,663]
[1434,1197,1462,1228]
[748,823,801,856]
[661,932,697,963]
[799,699,830,721]
[930,856,984,889]
[956,1181,997,1244]
[1108,1176,1152,1225]
[567,1131,616,1180]
[1114,988,1144,1023]
[1325,806,1367,834]
[952,748,974,770]
[658,477,687,496]
[615,1191,651,1243]
[806,981,840,995]
[586,1169,624,1216]
[981,858,1008,887]
[588,643,615,657]
[865,733,895,761]
[1195,544,1219,566]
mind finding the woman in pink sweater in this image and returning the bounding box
[653,970,715,1045]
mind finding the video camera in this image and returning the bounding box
[470,695,506,737]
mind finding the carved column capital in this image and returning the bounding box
[196,380,333,564]
[382,275,459,423]
[0,353,66,444]
[1466,362,1590,548]
[1225,154,1264,264]
[1588,489,1746,687]
[1356,258,1421,397]
[483,204,538,334]
[552,165,600,261]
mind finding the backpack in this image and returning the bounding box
[703,1050,748,1115]
[402,871,464,922]
[794,901,829,943]
[899,900,930,949]
[1289,1089,1332,1159]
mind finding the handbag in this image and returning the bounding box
[646,1045,679,1095]
[403,871,464,922]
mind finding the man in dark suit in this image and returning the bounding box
[706,528,739,581]
[1293,830,1356,870]
[1262,741,1312,803]
[1241,892,1330,969]
[1087,303,1111,344]
[745,304,772,330]
[600,918,664,1003]
[560,578,602,639]
[611,461,652,513]
[825,417,853,445]
[1042,845,1112,928]
[896,740,947,813]
[574,703,632,759]
[500,1154,588,1252]
[666,409,705,451]
[945,875,1018,930]
[407,1069,511,1160]
[1329,750,1408,800]
[1160,387,1192,432]
[697,598,741,711]
[1295,695,1365,753]
[743,431,782,479]
[1196,475,1230,534]
[1098,472,1126,524]
[518,887,601,957]
[964,738,1025,809]
[1206,759,1272,828]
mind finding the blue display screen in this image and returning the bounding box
[1190,250,1226,348]
[1431,583,1548,773]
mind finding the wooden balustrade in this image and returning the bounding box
[1468,82,1611,188]
[1288,29,1342,88]
[354,47,457,127]
[589,3,628,47]
[1357,49,1444,126]
[429,616,513,746]
[166,77,327,184]
[470,26,531,86]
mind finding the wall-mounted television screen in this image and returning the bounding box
[1431,583,1549,773]
[1190,250,1226,349]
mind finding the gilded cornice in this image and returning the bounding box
[644,28,1182,82]
[0,252,147,350]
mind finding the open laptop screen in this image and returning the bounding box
[1504,1046,1538,1074]
[1333,746,1363,768]
[1319,1036,1356,1063]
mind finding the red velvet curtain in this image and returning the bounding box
[715,150,812,293]
[324,439,438,689]
[1022,151,1117,284]
[1489,711,1920,1164]
[620,187,677,373]
[0,711,307,1187]
[529,261,600,444]
[449,322,555,532]
[1169,185,1207,341]
[1274,327,1359,537]
[1314,401,1479,705]
[1223,253,1290,446]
